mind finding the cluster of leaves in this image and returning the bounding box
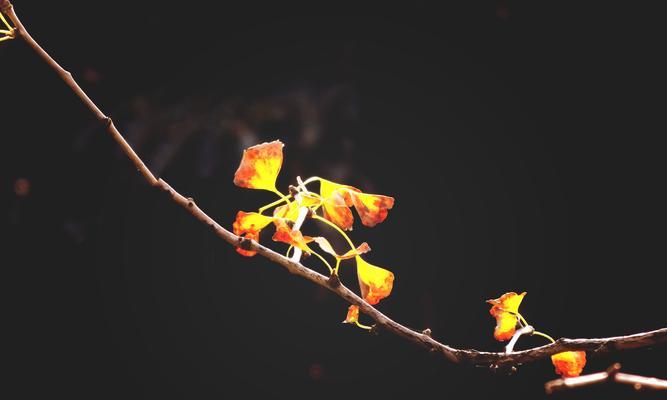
[232,140,395,329]
[488,292,587,377]
[230,141,587,375]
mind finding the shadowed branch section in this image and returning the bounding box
[545,363,667,394]
[4,0,666,371]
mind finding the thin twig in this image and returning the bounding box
[505,325,535,354]
[545,363,667,394]
[4,0,667,369]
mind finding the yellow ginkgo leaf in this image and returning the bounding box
[356,256,394,305]
[487,292,526,341]
[273,192,321,221]
[233,140,284,192]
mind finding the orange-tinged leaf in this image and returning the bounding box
[320,179,358,230]
[341,242,371,259]
[487,292,526,341]
[232,211,274,257]
[233,140,284,192]
[551,351,586,377]
[343,305,359,324]
[322,190,355,230]
[319,178,394,229]
[272,219,313,254]
[350,192,395,227]
[356,256,394,305]
[312,237,371,260]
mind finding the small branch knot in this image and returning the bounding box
[422,328,432,337]
[327,272,341,288]
[237,236,253,251]
[606,363,622,377]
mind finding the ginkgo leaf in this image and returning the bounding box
[319,178,394,230]
[487,292,527,341]
[233,140,284,192]
[349,192,395,227]
[232,211,275,257]
[343,305,360,324]
[551,351,586,377]
[272,218,313,254]
[273,193,321,221]
[322,188,356,231]
[273,201,299,220]
[312,237,371,260]
[356,256,394,305]
[320,179,359,199]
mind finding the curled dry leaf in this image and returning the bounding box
[312,237,371,260]
[322,187,356,230]
[319,178,394,230]
[551,351,587,377]
[272,218,313,254]
[233,140,284,192]
[350,192,394,227]
[356,256,394,305]
[232,211,275,257]
[487,292,527,341]
[343,305,360,324]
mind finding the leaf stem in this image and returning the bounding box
[311,251,333,273]
[533,331,556,343]
[312,214,356,250]
[259,194,292,215]
[0,11,12,29]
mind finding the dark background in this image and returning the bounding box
[2,2,666,399]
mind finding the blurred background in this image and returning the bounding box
[2,2,666,399]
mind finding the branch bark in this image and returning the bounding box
[4,0,666,369]
[545,363,667,394]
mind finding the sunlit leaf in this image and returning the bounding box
[350,192,395,227]
[356,256,394,305]
[232,211,274,257]
[273,201,299,221]
[273,193,321,221]
[233,140,284,192]
[319,178,394,230]
[487,292,526,341]
[322,188,356,231]
[551,351,586,377]
[343,305,359,324]
[312,237,371,260]
[272,218,313,254]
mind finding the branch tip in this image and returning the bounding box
[0,0,12,14]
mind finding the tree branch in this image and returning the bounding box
[545,363,667,394]
[4,0,666,369]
